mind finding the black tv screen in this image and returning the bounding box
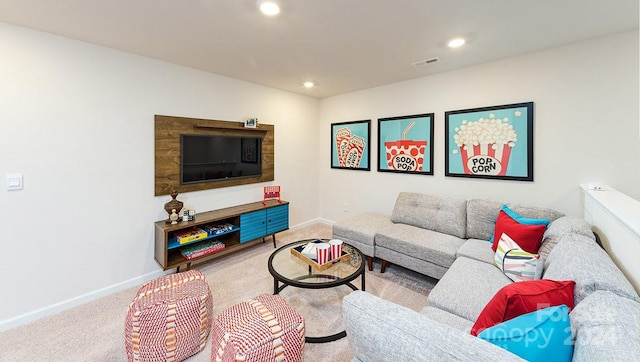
[181,134,262,184]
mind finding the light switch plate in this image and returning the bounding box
[7,173,23,191]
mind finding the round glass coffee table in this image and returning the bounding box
[267,239,365,343]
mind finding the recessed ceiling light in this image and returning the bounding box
[303,81,314,88]
[258,1,280,16]
[447,38,466,48]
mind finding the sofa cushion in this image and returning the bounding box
[466,199,503,240]
[420,306,474,332]
[570,290,640,361]
[470,279,575,336]
[343,291,526,362]
[508,204,564,223]
[539,216,595,265]
[428,256,511,322]
[543,234,640,304]
[375,224,464,269]
[332,212,394,257]
[456,239,495,265]
[491,210,547,253]
[332,212,393,245]
[478,305,573,362]
[391,192,467,238]
[466,198,563,241]
[494,233,543,282]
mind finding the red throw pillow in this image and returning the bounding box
[470,279,575,336]
[491,210,547,253]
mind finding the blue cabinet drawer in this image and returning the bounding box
[240,210,266,243]
[267,204,289,234]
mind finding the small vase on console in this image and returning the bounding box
[164,189,184,223]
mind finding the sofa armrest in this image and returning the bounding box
[342,291,524,362]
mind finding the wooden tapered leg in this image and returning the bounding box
[366,256,373,271]
[380,260,388,273]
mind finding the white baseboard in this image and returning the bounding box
[290,217,335,229]
[0,269,168,333]
[1,218,335,333]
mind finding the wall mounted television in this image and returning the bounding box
[181,134,262,184]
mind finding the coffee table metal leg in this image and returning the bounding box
[273,278,279,294]
[361,269,366,291]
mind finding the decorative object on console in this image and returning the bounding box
[470,279,575,336]
[181,209,196,222]
[244,117,258,128]
[445,102,534,181]
[164,188,184,222]
[263,185,282,205]
[331,119,371,171]
[377,113,434,175]
[493,233,543,282]
[478,305,573,362]
[170,209,179,224]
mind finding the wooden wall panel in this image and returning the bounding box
[154,115,274,196]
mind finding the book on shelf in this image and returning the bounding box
[202,223,237,236]
[180,240,225,259]
[174,228,208,244]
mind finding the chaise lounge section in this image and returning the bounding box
[337,192,640,360]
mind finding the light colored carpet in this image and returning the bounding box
[0,223,437,361]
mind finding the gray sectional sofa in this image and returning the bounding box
[334,192,640,361]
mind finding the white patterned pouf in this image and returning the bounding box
[124,270,213,362]
[211,294,305,361]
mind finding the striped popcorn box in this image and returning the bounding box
[315,243,330,265]
[453,117,517,176]
[344,135,365,168]
[335,127,351,167]
[329,239,343,260]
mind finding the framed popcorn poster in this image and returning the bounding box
[331,120,371,171]
[377,113,434,175]
[445,102,534,181]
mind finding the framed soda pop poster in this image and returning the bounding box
[331,120,371,171]
[445,102,534,181]
[377,113,434,175]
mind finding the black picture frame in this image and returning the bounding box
[331,120,371,171]
[445,102,534,181]
[377,113,434,175]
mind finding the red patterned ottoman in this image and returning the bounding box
[211,294,305,362]
[124,270,213,362]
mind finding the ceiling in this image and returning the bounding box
[0,0,637,98]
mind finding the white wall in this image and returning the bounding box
[1,20,638,331]
[0,22,320,329]
[318,30,640,221]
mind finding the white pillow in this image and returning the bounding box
[494,233,544,282]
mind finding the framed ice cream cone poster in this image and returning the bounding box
[331,120,371,171]
[445,102,533,181]
[377,113,434,175]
